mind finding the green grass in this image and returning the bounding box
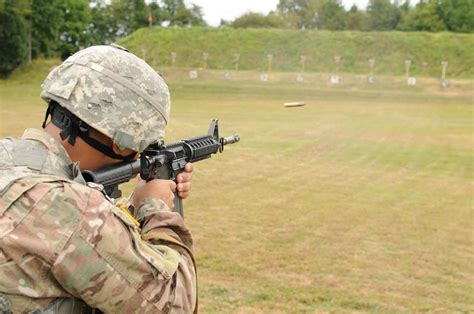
[119,27,474,78]
[0,62,472,312]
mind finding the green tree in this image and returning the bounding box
[88,4,116,44]
[397,0,411,28]
[230,12,286,28]
[367,0,401,30]
[188,4,206,26]
[148,2,165,26]
[31,0,63,57]
[173,3,206,26]
[161,0,206,26]
[346,4,369,30]
[219,18,230,27]
[399,0,411,15]
[0,0,28,76]
[57,0,91,60]
[437,0,474,32]
[109,0,147,37]
[318,0,346,30]
[277,0,325,29]
[399,0,446,31]
[161,0,182,25]
[88,0,150,42]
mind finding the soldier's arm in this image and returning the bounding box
[50,184,196,313]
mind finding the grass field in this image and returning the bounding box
[0,63,473,312]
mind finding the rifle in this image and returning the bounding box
[82,119,240,217]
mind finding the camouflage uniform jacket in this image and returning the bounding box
[0,128,197,313]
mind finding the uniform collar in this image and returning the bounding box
[21,128,85,184]
[22,128,70,161]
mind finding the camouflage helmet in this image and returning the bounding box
[40,45,170,152]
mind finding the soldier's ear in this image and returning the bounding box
[112,143,125,154]
[112,143,138,159]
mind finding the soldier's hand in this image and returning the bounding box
[176,162,193,199]
[131,177,177,210]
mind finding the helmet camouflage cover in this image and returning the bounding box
[40,45,170,152]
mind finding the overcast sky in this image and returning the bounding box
[184,0,399,27]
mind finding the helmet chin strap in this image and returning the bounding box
[43,101,136,162]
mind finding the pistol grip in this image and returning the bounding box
[173,191,184,218]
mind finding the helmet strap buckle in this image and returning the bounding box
[46,101,135,161]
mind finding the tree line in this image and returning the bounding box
[0,0,205,76]
[227,0,473,33]
[1,0,472,77]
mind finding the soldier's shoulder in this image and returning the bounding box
[0,137,14,167]
[11,174,110,213]
[47,178,112,211]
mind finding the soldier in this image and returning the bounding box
[0,45,197,313]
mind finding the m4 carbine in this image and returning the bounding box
[82,119,240,217]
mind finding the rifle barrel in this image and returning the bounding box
[222,135,240,146]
